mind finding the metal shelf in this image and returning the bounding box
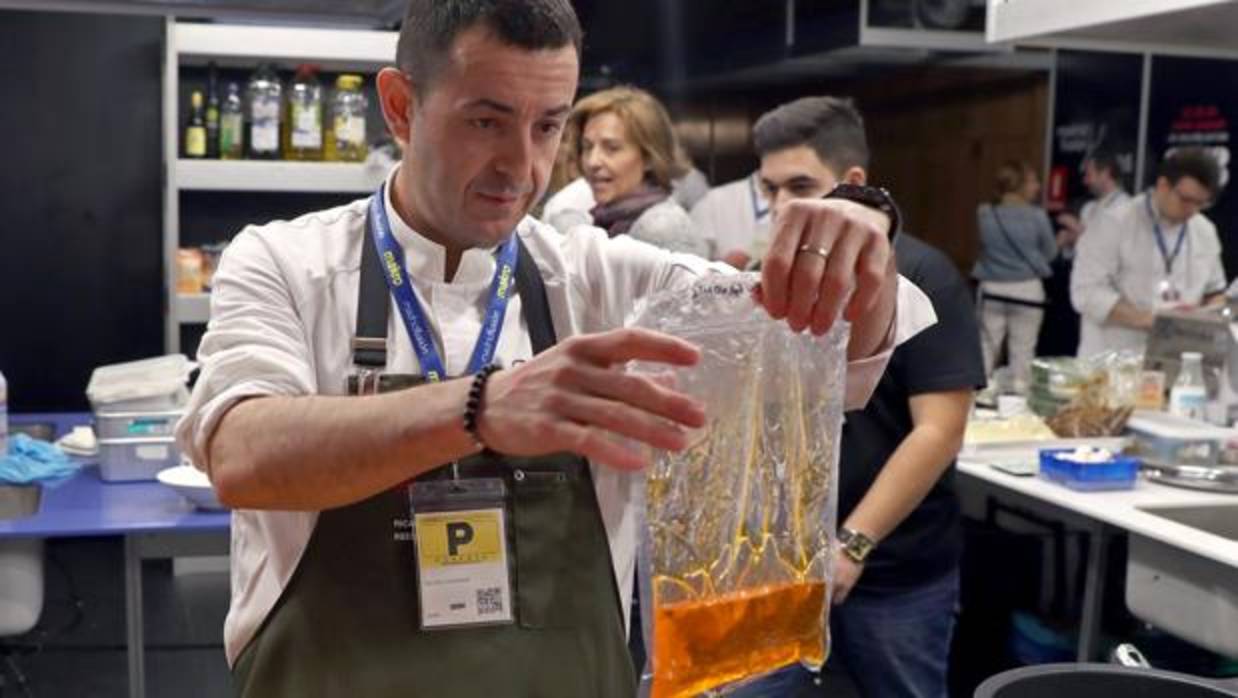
[173,22,398,70]
[177,159,384,193]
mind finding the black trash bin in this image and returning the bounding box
[975,664,1238,698]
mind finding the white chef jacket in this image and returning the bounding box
[176,167,937,665]
[690,173,772,261]
[1072,191,1226,358]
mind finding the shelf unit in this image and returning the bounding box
[986,0,1238,58]
[177,159,384,193]
[163,20,398,352]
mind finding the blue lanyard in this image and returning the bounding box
[1145,196,1187,276]
[367,185,519,382]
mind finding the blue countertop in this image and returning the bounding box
[1,413,229,538]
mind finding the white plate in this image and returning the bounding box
[156,465,226,511]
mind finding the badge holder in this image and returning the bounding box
[409,476,515,629]
[1156,278,1183,310]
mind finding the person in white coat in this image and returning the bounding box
[689,172,772,268]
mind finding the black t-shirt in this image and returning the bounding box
[839,234,987,595]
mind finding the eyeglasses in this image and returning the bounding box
[1172,184,1213,211]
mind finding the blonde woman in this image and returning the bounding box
[973,161,1058,389]
[562,86,709,256]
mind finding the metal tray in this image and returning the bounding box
[1141,461,1238,494]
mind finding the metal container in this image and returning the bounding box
[95,410,183,440]
[97,436,181,482]
[0,485,41,520]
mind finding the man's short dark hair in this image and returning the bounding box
[1158,147,1221,195]
[752,96,870,174]
[397,0,583,93]
[1086,147,1121,179]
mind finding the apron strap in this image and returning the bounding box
[353,203,391,368]
[515,237,557,356]
[353,202,557,368]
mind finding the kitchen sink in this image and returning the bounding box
[1127,505,1238,659]
[1138,504,1238,541]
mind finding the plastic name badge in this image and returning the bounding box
[629,274,848,698]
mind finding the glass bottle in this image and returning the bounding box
[219,82,244,160]
[205,62,221,159]
[1169,351,1207,420]
[325,74,368,162]
[284,64,324,161]
[246,63,283,160]
[184,90,207,158]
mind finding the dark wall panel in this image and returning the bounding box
[1048,50,1142,213]
[0,11,164,411]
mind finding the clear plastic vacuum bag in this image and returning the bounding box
[629,274,848,698]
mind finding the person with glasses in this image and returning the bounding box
[1071,147,1225,359]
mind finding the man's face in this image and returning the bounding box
[1155,175,1212,224]
[396,26,579,249]
[758,145,844,221]
[1083,160,1109,197]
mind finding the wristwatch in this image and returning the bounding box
[823,183,901,241]
[837,527,877,564]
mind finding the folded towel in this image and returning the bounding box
[1,434,81,485]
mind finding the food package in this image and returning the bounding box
[1039,352,1140,438]
[628,274,847,698]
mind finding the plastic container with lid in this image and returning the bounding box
[86,354,196,412]
[1125,409,1230,467]
[1039,447,1139,491]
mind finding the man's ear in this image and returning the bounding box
[843,166,867,186]
[376,67,417,150]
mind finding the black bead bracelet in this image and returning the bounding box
[463,363,501,450]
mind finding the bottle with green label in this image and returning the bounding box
[184,90,207,158]
[246,63,282,160]
[284,64,323,161]
[325,74,368,162]
[219,82,244,160]
[205,62,221,158]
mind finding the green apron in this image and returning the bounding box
[231,235,636,697]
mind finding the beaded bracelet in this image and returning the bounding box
[463,363,501,450]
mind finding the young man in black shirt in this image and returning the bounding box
[733,97,986,698]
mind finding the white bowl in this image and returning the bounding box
[156,465,226,511]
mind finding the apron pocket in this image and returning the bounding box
[511,467,578,629]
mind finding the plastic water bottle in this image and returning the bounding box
[0,368,8,457]
[1169,352,1207,420]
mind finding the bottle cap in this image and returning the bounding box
[337,74,363,90]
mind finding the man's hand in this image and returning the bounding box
[1056,212,1082,236]
[832,548,865,605]
[1108,298,1156,331]
[756,198,897,356]
[477,328,708,471]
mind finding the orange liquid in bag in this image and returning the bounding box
[651,581,827,698]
